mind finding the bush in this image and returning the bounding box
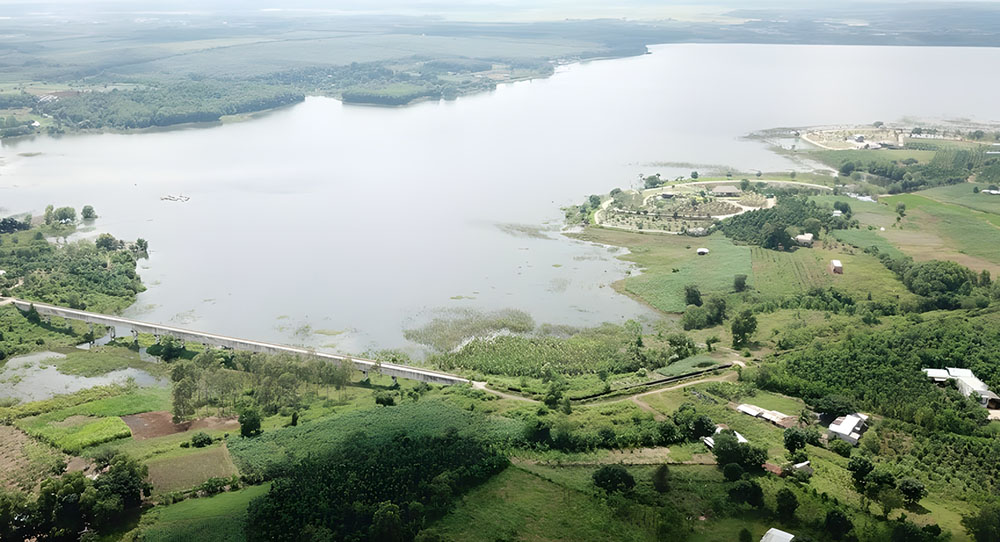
[829,438,853,458]
[723,463,744,482]
[191,432,212,448]
[592,465,635,494]
[651,464,670,493]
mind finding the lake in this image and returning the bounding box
[3,44,1000,356]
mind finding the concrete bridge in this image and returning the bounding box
[7,298,469,386]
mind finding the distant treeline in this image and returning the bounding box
[839,148,999,193]
[28,82,304,130]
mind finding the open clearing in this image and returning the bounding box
[431,466,658,542]
[146,445,239,495]
[122,410,239,440]
[572,229,751,313]
[138,483,270,542]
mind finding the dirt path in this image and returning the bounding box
[472,381,538,403]
[625,370,739,419]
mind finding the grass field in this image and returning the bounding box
[13,387,170,453]
[805,149,937,169]
[137,483,270,542]
[881,193,1000,272]
[918,183,1000,217]
[655,353,727,378]
[572,229,751,313]
[146,445,239,495]
[430,466,657,542]
[831,229,904,258]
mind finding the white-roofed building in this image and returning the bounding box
[829,413,869,445]
[712,185,741,197]
[923,367,1000,408]
[761,528,796,542]
[737,404,764,417]
[794,233,814,246]
[830,259,843,274]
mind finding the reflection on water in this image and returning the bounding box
[0,351,166,402]
[3,44,1000,355]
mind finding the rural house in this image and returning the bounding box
[828,413,868,445]
[761,528,796,542]
[923,368,1000,408]
[711,185,740,197]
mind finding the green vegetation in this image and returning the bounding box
[13,386,170,453]
[403,308,534,352]
[0,218,146,313]
[136,484,270,542]
[245,428,508,541]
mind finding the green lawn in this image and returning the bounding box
[805,149,937,169]
[655,353,727,378]
[137,483,270,542]
[915,183,1000,223]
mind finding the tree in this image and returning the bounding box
[44,204,55,225]
[81,205,97,219]
[690,414,715,439]
[825,509,854,540]
[877,487,904,518]
[94,454,151,509]
[191,432,213,448]
[374,391,396,407]
[829,438,853,458]
[728,480,764,508]
[0,489,30,541]
[776,487,799,520]
[592,465,635,494]
[53,206,76,223]
[723,463,744,482]
[898,478,927,506]
[705,336,720,352]
[847,456,874,486]
[588,194,601,208]
[370,501,405,542]
[963,503,1000,542]
[740,179,751,191]
[651,464,670,493]
[731,310,757,347]
[135,238,149,254]
[783,427,808,454]
[157,335,184,361]
[896,202,906,217]
[172,377,197,421]
[803,217,822,236]
[739,528,753,542]
[704,296,726,326]
[240,408,262,438]
[734,274,748,292]
[813,395,855,417]
[684,285,702,307]
[691,171,699,179]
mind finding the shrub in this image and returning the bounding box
[191,432,212,448]
[592,465,635,494]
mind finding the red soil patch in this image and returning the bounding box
[121,411,238,440]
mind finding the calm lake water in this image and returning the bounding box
[3,44,1000,355]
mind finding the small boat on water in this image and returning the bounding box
[160,194,190,202]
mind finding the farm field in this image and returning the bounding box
[13,387,171,453]
[136,483,271,542]
[0,425,67,491]
[914,183,1000,222]
[572,229,751,313]
[749,244,913,303]
[146,445,239,495]
[881,193,1000,272]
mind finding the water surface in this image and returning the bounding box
[3,44,1000,354]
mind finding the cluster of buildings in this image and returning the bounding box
[923,367,1000,408]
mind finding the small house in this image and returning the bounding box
[712,185,740,197]
[736,403,797,428]
[794,233,814,247]
[829,260,843,274]
[696,248,710,255]
[761,528,796,542]
[829,413,868,445]
[832,209,843,217]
